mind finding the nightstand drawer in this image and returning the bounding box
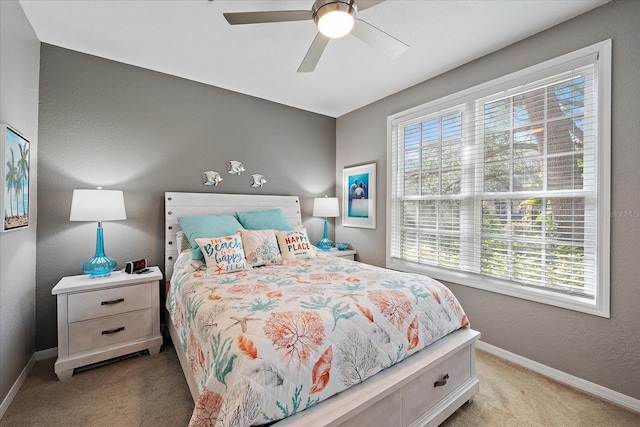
[53,268,163,380]
[68,309,153,355]
[68,282,152,323]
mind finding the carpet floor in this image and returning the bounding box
[1,343,638,426]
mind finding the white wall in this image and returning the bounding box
[0,0,40,407]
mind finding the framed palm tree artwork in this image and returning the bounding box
[1,124,30,232]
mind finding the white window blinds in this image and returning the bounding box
[388,41,611,317]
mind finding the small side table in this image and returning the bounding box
[325,248,357,260]
[52,267,163,380]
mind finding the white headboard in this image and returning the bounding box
[164,192,302,280]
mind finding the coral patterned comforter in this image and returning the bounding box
[167,250,469,427]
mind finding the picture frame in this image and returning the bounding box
[1,124,30,232]
[342,162,376,229]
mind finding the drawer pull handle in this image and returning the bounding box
[102,326,125,335]
[101,298,124,305]
[434,374,449,388]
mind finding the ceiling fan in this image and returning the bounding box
[222,0,409,73]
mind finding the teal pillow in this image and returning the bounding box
[177,215,244,261]
[235,208,294,231]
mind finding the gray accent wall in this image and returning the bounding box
[0,0,40,407]
[36,45,336,351]
[336,1,640,400]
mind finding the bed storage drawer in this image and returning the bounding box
[339,389,403,427]
[275,329,479,427]
[68,309,153,355]
[67,282,152,323]
[402,344,472,425]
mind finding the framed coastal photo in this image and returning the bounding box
[1,124,30,232]
[342,162,376,229]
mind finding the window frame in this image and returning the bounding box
[386,40,611,317]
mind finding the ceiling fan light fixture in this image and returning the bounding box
[313,0,357,39]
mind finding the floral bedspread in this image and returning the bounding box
[167,250,469,427]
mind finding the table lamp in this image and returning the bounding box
[313,196,339,250]
[70,187,127,277]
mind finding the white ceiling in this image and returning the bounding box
[19,0,608,118]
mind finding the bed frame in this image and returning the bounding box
[164,192,480,427]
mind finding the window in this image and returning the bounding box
[388,41,611,317]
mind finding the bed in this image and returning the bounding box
[164,192,480,427]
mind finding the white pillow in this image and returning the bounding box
[195,233,248,274]
[238,229,283,267]
[275,228,317,261]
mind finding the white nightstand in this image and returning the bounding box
[52,267,163,380]
[325,248,357,260]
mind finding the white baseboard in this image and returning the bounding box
[0,348,57,419]
[476,340,640,414]
[0,353,36,419]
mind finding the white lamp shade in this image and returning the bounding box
[313,197,340,218]
[70,189,127,222]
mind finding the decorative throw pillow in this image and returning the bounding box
[235,209,294,231]
[238,229,283,267]
[178,215,244,261]
[175,230,191,253]
[195,234,248,275]
[275,228,317,261]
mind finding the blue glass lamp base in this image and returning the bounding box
[83,255,117,277]
[84,225,117,277]
[317,218,333,251]
[316,237,334,251]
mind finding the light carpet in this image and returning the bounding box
[1,344,638,426]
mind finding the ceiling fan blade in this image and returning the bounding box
[357,1,385,11]
[298,33,330,73]
[351,19,409,58]
[224,10,312,25]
